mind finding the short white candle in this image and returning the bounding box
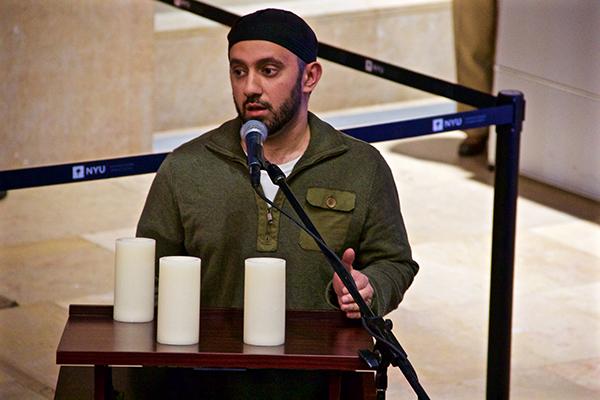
[243,257,286,346]
[113,237,155,323]
[157,256,201,345]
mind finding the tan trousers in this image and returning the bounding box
[453,0,497,140]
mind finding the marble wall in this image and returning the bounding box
[0,0,154,170]
[0,0,453,169]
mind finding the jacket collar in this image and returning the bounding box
[206,112,350,176]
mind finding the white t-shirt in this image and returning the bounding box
[260,155,302,202]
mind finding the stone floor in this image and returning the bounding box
[0,132,598,399]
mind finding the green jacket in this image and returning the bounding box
[137,112,418,316]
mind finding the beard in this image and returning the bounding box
[234,72,303,137]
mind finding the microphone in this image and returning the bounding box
[240,120,268,188]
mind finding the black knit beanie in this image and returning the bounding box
[227,8,318,63]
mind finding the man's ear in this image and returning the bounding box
[302,61,323,94]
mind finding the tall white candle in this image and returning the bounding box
[243,257,286,346]
[113,237,155,323]
[157,256,201,345]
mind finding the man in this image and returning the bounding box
[134,8,419,399]
[137,8,418,320]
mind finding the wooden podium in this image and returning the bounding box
[56,305,376,399]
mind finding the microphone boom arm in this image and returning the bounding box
[262,162,431,400]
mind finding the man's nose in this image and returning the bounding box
[243,72,262,97]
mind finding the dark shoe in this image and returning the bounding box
[458,137,487,156]
[0,191,7,200]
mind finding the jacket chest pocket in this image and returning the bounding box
[299,187,356,252]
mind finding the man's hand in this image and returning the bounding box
[333,248,374,319]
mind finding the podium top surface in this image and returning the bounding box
[56,305,374,371]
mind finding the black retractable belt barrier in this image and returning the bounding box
[2,2,526,400]
[0,154,167,191]
[345,105,513,143]
[0,106,512,191]
[163,0,237,26]
[317,43,496,108]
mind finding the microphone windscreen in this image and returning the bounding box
[240,120,268,142]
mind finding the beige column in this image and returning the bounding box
[0,0,154,170]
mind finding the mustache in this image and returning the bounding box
[243,96,272,110]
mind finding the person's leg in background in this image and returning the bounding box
[453,0,498,156]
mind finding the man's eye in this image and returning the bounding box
[231,68,246,77]
[262,67,278,76]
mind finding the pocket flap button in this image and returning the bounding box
[326,196,337,209]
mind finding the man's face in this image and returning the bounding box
[229,40,304,136]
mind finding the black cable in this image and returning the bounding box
[254,189,327,253]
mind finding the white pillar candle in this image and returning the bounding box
[243,257,286,346]
[113,237,155,323]
[157,256,201,345]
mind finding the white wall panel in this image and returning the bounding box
[491,0,600,200]
[496,0,600,96]
[495,68,600,200]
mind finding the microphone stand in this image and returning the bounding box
[260,162,430,400]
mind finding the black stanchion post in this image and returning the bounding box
[487,90,525,400]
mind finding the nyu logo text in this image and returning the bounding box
[432,117,463,132]
[174,0,191,9]
[364,59,385,74]
[72,165,107,180]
